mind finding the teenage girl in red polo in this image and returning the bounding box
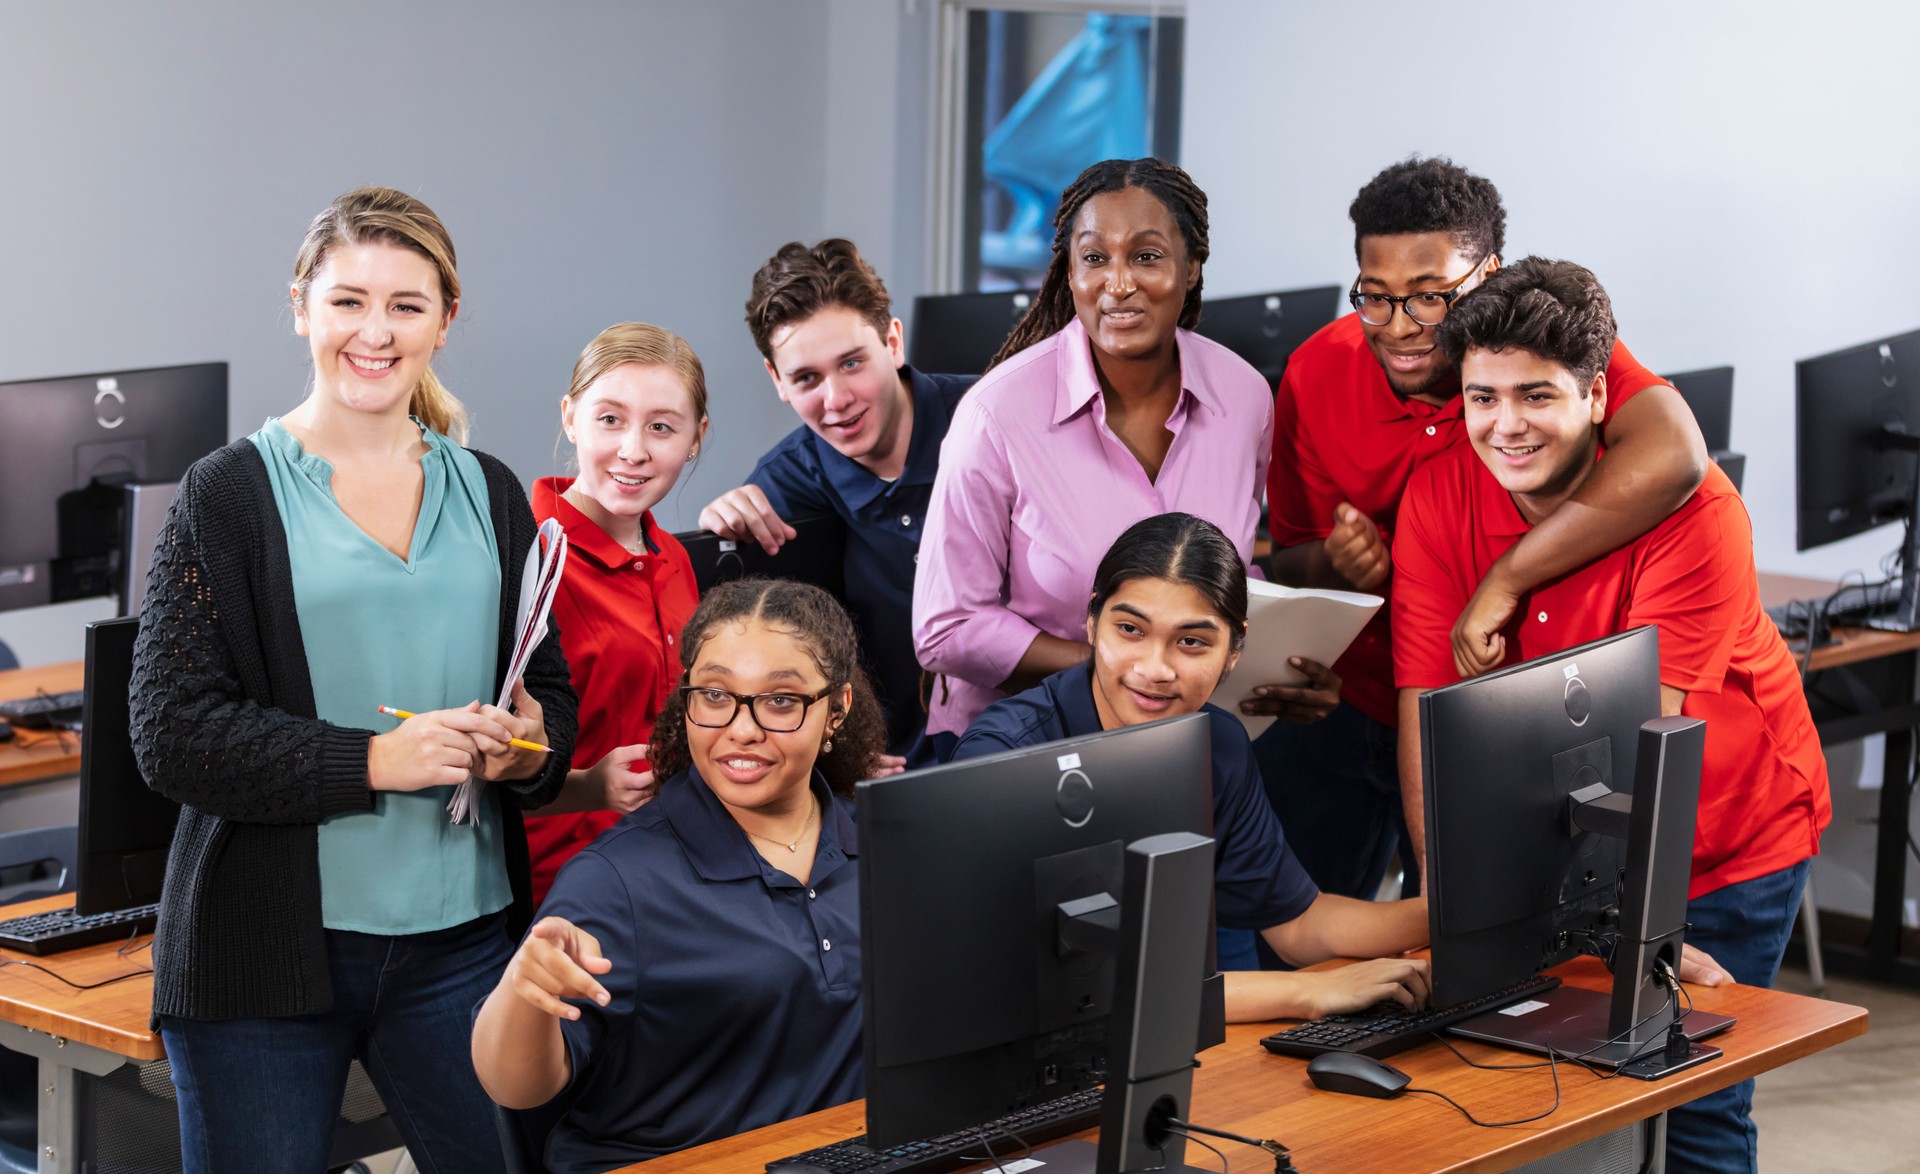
[525,323,708,902]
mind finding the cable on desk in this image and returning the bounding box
[959,1125,1033,1172]
[1163,1117,1298,1173]
[0,958,151,991]
[1160,1126,1230,1171]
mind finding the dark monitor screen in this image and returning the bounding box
[0,362,227,613]
[1194,285,1343,386]
[907,291,1034,376]
[77,616,180,916]
[857,713,1214,1148]
[1796,328,1920,551]
[1419,627,1661,1009]
[1662,365,1734,453]
[674,514,847,597]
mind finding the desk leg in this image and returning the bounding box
[0,1021,130,1174]
[1870,725,1913,965]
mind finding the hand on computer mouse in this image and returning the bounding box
[1304,956,1431,1018]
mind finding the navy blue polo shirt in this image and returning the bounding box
[747,367,977,754]
[536,768,862,1172]
[952,664,1319,932]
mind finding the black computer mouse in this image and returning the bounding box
[1306,1051,1411,1099]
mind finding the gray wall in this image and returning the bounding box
[1183,0,1920,582]
[0,0,838,540]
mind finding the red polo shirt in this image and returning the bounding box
[1267,313,1664,728]
[1392,449,1830,899]
[527,478,699,905]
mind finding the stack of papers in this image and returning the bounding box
[449,517,569,824]
[1210,579,1383,737]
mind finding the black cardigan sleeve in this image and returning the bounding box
[128,449,378,825]
[478,450,576,810]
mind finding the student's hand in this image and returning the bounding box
[474,680,550,782]
[866,753,908,780]
[1304,957,1431,1019]
[368,706,504,792]
[698,485,798,555]
[585,743,658,814]
[1325,503,1390,592]
[1238,657,1342,725]
[1678,943,1730,987]
[1452,573,1518,678]
[503,917,613,1021]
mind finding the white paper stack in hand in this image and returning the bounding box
[1209,578,1383,737]
[449,517,569,825]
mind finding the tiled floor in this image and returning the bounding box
[1753,964,1920,1173]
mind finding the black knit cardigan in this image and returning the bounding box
[128,438,577,1022]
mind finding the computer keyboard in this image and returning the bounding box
[767,1085,1104,1173]
[0,903,158,956]
[0,689,86,731]
[1260,973,1562,1061]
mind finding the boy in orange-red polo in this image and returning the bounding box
[1393,257,1829,1174]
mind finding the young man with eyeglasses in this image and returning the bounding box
[1258,157,1709,903]
[1393,257,1827,1174]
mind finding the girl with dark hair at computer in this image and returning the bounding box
[126,186,577,1173]
[953,513,1434,1021]
[472,578,886,1172]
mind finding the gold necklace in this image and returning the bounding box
[744,799,816,854]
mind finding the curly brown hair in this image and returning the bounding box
[648,578,887,796]
[744,238,893,362]
[1435,257,1617,387]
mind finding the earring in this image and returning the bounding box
[822,738,834,755]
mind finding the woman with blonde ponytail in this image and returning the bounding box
[128,185,577,1173]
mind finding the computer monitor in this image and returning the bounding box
[0,362,228,615]
[1795,329,1920,627]
[858,713,1222,1169]
[1663,366,1734,452]
[908,291,1034,376]
[1194,285,1343,386]
[674,515,848,598]
[76,616,180,916]
[1420,627,1733,1077]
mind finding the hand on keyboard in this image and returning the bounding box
[1302,956,1432,1019]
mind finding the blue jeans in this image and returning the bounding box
[160,910,513,1174]
[1251,701,1415,902]
[1665,858,1811,1174]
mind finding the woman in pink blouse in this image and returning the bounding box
[913,158,1333,748]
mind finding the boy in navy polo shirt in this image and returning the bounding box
[700,239,977,760]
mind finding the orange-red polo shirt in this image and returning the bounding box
[1267,313,1663,728]
[1392,450,1830,899]
[526,477,699,905]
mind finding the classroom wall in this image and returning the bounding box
[0,0,864,661]
[1182,0,1920,582]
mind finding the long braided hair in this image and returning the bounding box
[987,158,1211,372]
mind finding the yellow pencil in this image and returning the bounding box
[376,705,553,753]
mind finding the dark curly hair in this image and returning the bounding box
[1349,156,1506,265]
[1434,257,1617,387]
[1089,513,1248,651]
[648,578,887,796]
[989,157,1209,370]
[745,238,893,362]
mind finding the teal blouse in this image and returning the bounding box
[252,418,510,934]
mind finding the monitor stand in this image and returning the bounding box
[1448,986,1733,1080]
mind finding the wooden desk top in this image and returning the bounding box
[1756,573,1920,672]
[0,661,85,789]
[634,956,1867,1174]
[0,894,160,1061]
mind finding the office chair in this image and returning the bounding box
[0,640,17,672]
[0,825,80,1174]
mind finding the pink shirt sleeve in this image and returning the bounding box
[912,395,1044,692]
